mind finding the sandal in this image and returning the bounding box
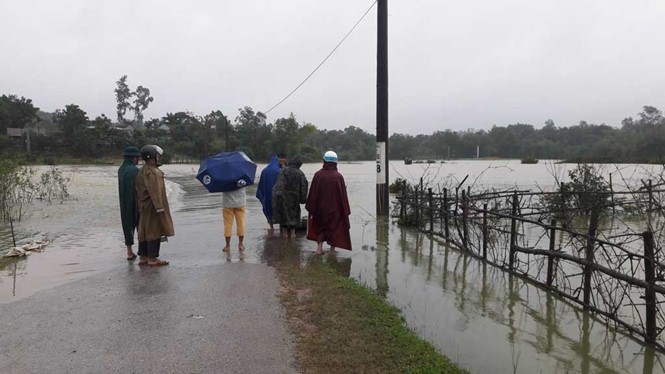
[147,260,170,267]
[126,254,137,261]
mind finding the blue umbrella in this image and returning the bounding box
[196,151,257,193]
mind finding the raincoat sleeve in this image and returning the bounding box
[145,168,167,213]
[340,175,352,224]
[299,172,308,204]
[305,174,317,215]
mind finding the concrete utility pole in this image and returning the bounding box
[376,0,389,216]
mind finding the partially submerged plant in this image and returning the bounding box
[541,163,611,219]
[0,161,71,221]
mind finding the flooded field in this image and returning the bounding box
[1,160,664,373]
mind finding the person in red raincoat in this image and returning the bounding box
[305,150,352,254]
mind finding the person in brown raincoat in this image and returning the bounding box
[305,150,352,254]
[135,145,174,266]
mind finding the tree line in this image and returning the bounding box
[1,77,664,163]
[390,107,665,163]
[0,76,375,163]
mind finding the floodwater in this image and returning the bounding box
[1,160,664,374]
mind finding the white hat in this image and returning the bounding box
[323,150,338,163]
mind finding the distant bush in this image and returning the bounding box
[389,178,414,194]
[37,166,71,203]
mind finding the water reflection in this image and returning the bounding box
[326,252,352,277]
[371,223,665,373]
[375,217,389,297]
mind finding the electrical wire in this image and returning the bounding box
[264,0,378,115]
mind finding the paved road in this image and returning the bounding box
[0,260,298,373]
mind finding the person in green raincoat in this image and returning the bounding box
[118,146,141,260]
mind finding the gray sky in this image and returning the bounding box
[1,0,664,135]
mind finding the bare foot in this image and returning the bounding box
[222,247,230,252]
[329,246,336,253]
[238,245,245,251]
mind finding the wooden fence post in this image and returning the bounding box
[546,219,557,286]
[443,188,449,239]
[583,206,600,309]
[400,180,406,221]
[509,192,518,270]
[609,173,615,215]
[644,230,657,342]
[482,203,488,260]
[428,188,434,233]
[648,179,653,212]
[561,182,567,228]
[462,190,468,250]
[415,185,420,228]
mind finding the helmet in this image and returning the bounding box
[323,150,338,163]
[140,145,164,165]
[121,146,141,157]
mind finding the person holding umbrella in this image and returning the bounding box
[135,145,174,266]
[118,146,141,261]
[222,180,247,252]
[195,151,257,252]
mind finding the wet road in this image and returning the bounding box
[0,245,297,373]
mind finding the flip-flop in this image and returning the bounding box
[148,260,169,267]
[126,255,137,261]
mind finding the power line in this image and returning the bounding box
[264,0,378,115]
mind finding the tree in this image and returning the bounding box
[132,85,154,127]
[0,94,39,134]
[234,106,270,159]
[637,106,664,127]
[115,75,132,125]
[187,115,214,159]
[163,111,193,142]
[114,75,154,128]
[205,110,231,149]
[54,104,94,155]
[272,114,300,155]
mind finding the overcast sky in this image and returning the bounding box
[2,0,664,135]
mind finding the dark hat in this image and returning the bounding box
[121,146,141,157]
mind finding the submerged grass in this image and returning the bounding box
[272,246,467,374]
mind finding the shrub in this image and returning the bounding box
[542,164,610,218]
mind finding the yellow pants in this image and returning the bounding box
[223,207,245,237]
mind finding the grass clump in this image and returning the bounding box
[275,249,467,374]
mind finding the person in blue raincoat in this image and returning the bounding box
[255,153,286,233]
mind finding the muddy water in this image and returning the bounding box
[1,160,663,374]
